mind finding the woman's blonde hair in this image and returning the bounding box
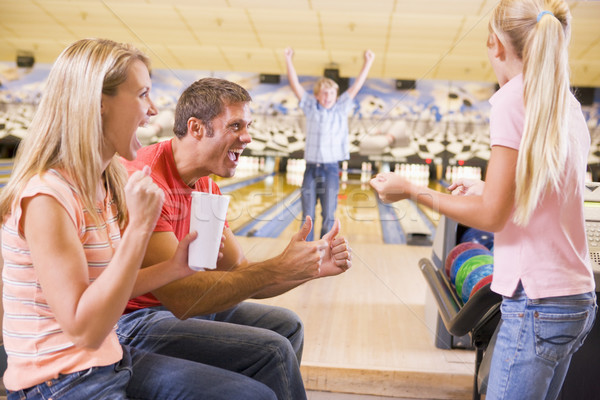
[0,38,150,228]
[490,0,572,226]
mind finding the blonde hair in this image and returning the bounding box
[313,77,339,96]
[0,38,150,228]
[490,0,572,226]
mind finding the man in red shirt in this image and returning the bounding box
[119,77,352,400]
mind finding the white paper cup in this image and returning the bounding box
[188,191,230,270]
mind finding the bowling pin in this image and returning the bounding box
[341,160,348,183]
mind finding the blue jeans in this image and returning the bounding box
[8,345,276,400]
[117,302,306,400]
[301,162,339,241]
[486,284,597,400]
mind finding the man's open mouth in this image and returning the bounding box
[228,149,243,162]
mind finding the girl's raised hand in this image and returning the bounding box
[369,172,411,203]
[448,178,485,196]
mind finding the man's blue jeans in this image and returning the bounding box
[301,162,340,241]
[8,345,276,400]
[116,302,306,400]
[486,284,597,400]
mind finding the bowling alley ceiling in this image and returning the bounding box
[0,0,599,86]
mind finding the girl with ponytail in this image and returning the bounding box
[371,1,596,398]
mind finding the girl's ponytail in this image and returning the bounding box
[490,0,572,226]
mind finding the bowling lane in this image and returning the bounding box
[217,172,299,233]
[213,170,271,191]
[221,168,441,246]
[278,181,385,245]
[338,182,386,244]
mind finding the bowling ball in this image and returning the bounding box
[445,242,488,279]
[450,248,492,285]
[455,255,494,298]
[461,264,493,303]
[470,274,494,299]
[460,228,494,250]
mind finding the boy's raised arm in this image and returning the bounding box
[346,49,375,99]
[284,47,306,100]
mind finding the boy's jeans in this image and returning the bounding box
[301,162,339,241]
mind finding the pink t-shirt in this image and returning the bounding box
[1,170,122,391]
[488,74,594,298]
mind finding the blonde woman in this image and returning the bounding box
[0,39,276,400]
[370,1,596,399]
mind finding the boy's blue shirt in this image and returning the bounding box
[299,91,354,163]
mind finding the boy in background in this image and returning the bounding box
[285,48,375,240]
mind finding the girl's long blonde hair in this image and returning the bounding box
[0,38,150,228]
[490,0,572,226]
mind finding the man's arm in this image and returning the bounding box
[345,49,375,99]
[250,220,352,298]
[140,230,264,319]
[143,218,324,319]
[284,47,306,100]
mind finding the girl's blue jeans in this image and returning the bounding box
[486,283,597,400]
